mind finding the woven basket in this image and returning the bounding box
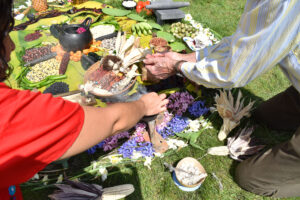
[32,0,48,12]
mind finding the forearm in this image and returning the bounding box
[106,100,146,134]
[60,100,145,159]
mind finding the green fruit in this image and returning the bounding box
[131,24,136,32]
[137,29,142,36]
[147,29,152,35]
[142,29,148,35]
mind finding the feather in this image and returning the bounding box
[215,90,255,141]
[227,126,265,161]
[115,31,122,56]
[208,126,265,161]
[117,32,127,59]
[118,35,135,59]
[49,179,102,200]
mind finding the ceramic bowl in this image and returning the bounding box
[175,157,206,188]
[122,0,137,10]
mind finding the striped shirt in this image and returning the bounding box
[181,0,300,92]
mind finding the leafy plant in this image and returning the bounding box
[102,8,131,17]
[157,31,175,42]
[170,42,186,52]
[127,13,146,22]
[147,20,163,30]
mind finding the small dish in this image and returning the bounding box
[175,157,206,188]
[122,0,137,10]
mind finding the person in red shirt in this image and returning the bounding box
[0,0,169,199]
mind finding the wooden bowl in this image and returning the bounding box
[84,61,137,102]
[175,157,206,188]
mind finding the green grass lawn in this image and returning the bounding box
[21,0,296,199]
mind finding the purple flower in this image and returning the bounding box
[156,111,173,132]
[87,141,105,154]
[118,139,137,158]
[167,92,194,116]
[87,146,97,154]
[87,131,130,154]
[158,116,189,138]
[188,100,209,117]
[118,145,134,158]
[136,142,154,157]
[135,123,146,132]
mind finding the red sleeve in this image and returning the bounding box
[0,83,84,187]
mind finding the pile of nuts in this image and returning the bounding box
[26,58,60,82]
[22,45,52,63]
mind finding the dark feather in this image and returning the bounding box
[49,179,103,200]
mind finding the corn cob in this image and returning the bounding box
[59,52,70,75]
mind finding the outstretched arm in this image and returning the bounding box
[144,0,300,88]
[59,92,168,159]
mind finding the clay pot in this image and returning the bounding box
[58,17,93,52]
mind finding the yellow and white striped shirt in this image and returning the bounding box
[181,0,300,92]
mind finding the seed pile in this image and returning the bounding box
[170,22,197,39]
[176,163,203,186]
[26,58,60,82]
[22,45,52,63]
[24,31,42,42]
[43,82,70,95]
[100,37,117,51]
[91,25,115,39]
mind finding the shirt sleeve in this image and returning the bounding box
[0,84,85,187]
[181,0,300,88]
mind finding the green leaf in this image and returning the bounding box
[170,42,186,52]
[127,13,146,22]
[176,132,192,140]
[102,8,131,17]
[147,21,163,30]
[157,31,175,42]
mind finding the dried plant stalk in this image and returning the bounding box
[208,126,265,161]
[215,90,254,141]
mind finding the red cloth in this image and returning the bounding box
[0,83,84,199]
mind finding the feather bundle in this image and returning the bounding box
[215,90,254,141]
[101,31,146,74]
[207,126,265,161]
[49,179,135,200]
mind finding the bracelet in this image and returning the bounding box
[174,60,186,74]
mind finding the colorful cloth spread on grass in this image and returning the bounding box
[6,1,108,92]
[181,0,300,92]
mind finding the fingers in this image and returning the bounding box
[159,93,167,100]
[144,54,166,64]
[143,57,156,65]
[160,99,169,112]
[145,53,164,59]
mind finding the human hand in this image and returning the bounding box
[139,92,169,116]
[143,55,178,80]
[145,52,196,63]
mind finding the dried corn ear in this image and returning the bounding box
[59,52,70,75]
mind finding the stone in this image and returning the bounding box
[154,9,185,25]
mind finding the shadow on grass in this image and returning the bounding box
[102,165,144,200]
